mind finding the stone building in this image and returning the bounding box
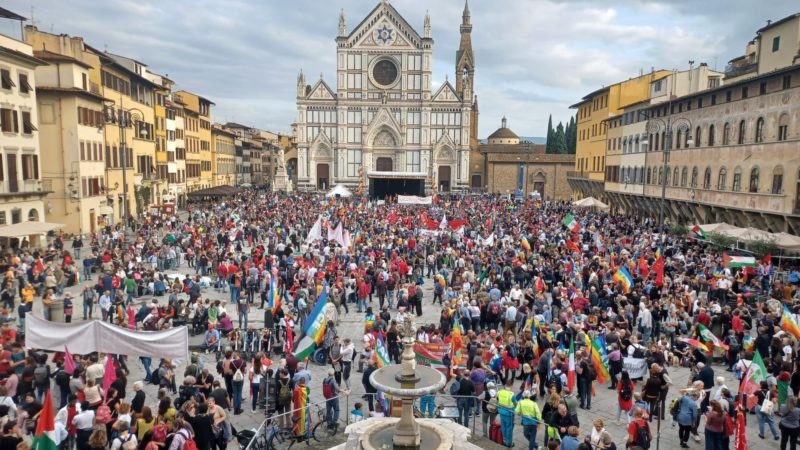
[480,118,574,200]
[294,0,478,196]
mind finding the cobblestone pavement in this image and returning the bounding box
[40,261,776,450]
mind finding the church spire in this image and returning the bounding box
[338,9,346,37]
[423,10,431,38]
[456,0,474,96]
[296,69,305,98]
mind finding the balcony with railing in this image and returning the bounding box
[0,179,52,197]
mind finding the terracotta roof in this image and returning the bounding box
[36,85,108,102]
[487,126,519,140]
[480,143,545,154]
[757,13,800,33]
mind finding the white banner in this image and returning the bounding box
[398,195,433,205]
[622,357,649,379]
[25,314,189,360]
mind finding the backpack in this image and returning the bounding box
[450,379,461,396]
[33,365,48,385]
[150,368,162,386]
[95,403,113,424]
[620,381,633,402]
[584,362,596,382]
[278,379,292,406]
[507,344,518,360]
[489,303,501,316]
[118,434,137,450]
[322,378,335,399]
[633,421,651,450]
[669,397,681,418]
[632,345,647,359]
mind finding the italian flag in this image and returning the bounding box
[567,337,576,393]
[562,214,580,233]
[723,253,756,268]
[32,391,57,450]
[691,225,707,239]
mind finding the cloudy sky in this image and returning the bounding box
[2,0,797,137]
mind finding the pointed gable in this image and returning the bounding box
[306,79,336,100]
[432,81,462,102]
[346,2,423,50]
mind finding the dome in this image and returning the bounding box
[487,116,520,144]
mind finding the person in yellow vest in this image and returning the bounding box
[515,390,542,450]
[497,379,516,447]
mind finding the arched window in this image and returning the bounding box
[681,167,688,187]
[722,122,730,145]
[738,120,746,144]
[647,168,652,184]
[695,126,702,148]
[703,167,712,189]
[732,167,742,192]
[691,167,699,187]
[665,167,671,186]
[755,117,765,143]
[654,133,659,152]
[717,167,727,190]
[676,129,683,149]
[772,166,784,194]
[635,167,640,184]
[27,209,38,222]
[708,124,715,146]
[622,138,627,154]
[660,131,666,151]
[658,167,663,185]
[749,166,760,193]
[635,136,640,153]
[673,167,680,186]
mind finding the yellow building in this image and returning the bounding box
[212,125,236,186]
[175,90,213,192]
[24,27,110,234]
[144,69,173,206]
[568,70,671,199]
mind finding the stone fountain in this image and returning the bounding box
[330,316,481,450]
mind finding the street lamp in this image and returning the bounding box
[102,104,148,236]
[641,114,692,230]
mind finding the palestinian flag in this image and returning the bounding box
[692,225,707,239]
[723,253,756,268]
[32,391,57,450]
[562,214,580,233]
[697,323,729,351]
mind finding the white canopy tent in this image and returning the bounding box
[693,222,737,234]
[325,184,353,198]
[0,222,64,238]
[573,197,609,209]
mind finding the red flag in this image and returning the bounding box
[638,257,649,277]
[63,346,76,375]
[285,322,294,355]
[448,219,467,230]
[653,256,664,287]
[102,354,117,397]
[387,211,398,225]
[763,253,772,265]
[734,409,747,450]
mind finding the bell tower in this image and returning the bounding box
[455,0,474,97]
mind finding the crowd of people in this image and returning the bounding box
[0,189,798,450]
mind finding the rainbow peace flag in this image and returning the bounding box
[292,385,309,436]
[612,266,634,294]
[268,269,281,313]
[364,313,375,332]
[586,334,610,384]
[293,286,328,360]
[435,274,447,288]
[781,305,800,340]
[450,313,463,366]
[374,335,391,368]
[742,335,754,352]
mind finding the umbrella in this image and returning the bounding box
[772,232,800,250]
[693,222,737,233]
[721,227,775,242]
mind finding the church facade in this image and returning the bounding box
[293,0,478,194]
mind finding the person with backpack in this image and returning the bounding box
[228,352,246,415]
[703,400,726,450]
[617,370,635,424]
[497,379,516,447]
[33,357,50,404]
[577,350,595,410]
[167,418,196,450]
[274,369,293,429]
[322,368,346,430]
[109,421,137,450]
[626,406,651,450]
[674,390,699,448]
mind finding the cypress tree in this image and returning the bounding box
[566,116,577,154]
[545,114,554,153]
[554,122,568,154]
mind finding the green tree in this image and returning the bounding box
[545,114,554,154]
[553,122,568,154]
[566,116,577,154]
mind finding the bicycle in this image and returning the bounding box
[267,405,338,449]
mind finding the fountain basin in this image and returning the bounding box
[359,418,452,450]
[369,365,446,397]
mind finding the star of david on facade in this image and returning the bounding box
[375,25,393,44]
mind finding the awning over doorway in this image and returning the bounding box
[0,221,65,238]
[367,171,427,179]
[186,185,239,198]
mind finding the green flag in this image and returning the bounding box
[741,349,767,397]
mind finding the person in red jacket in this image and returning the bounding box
[357,278,370,313]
